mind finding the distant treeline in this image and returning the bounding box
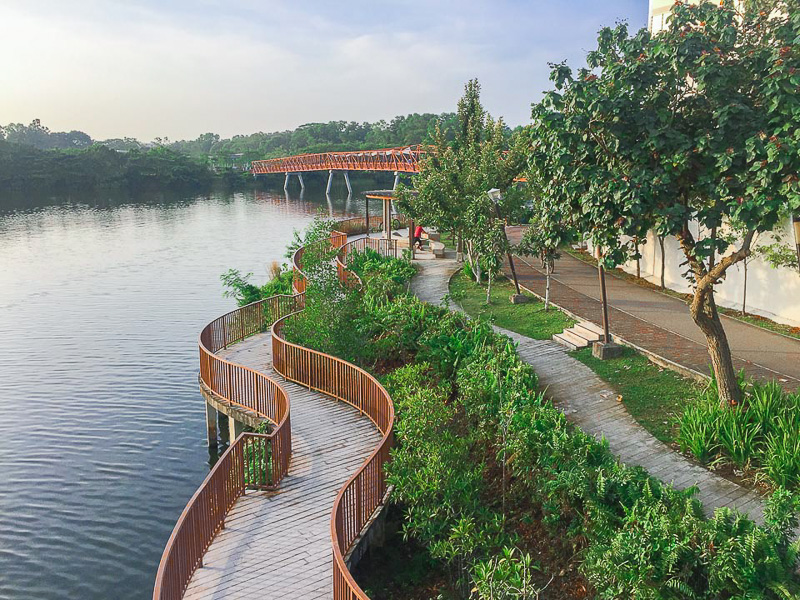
[168,113,460,163]
[0,113,467,195]
[0,142,219,193]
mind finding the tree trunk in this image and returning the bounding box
[742,261,748,316]
[689,291,742,406]
[466,242,480,282]
[544,259,551,311]
[486,269,492,304]
[658,235,666,289]
[635,238,641,279]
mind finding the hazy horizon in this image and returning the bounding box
[1,1,648,143]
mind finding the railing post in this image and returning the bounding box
[356,479,363,537]
[307,351,312,390]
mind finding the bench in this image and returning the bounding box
[429,240,445,258]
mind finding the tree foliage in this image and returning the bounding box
[169,112,459,163]
[526,0,800,406]
[398,79,524,286]
[1,119,92,150]
[0,141,214,192]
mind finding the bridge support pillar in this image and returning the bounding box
[228,416,245,444]
[383,197,392,240]
[393,171,400,191]
[343,171,352,196]
[326,170,334,195]
[205,402,218,448]
[284,172,305,192]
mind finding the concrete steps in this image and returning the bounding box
[553,321,603,351]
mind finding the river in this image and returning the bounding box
[0,184,378,599]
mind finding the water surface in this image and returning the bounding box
[0,185,375,599]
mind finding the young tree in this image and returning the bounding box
[528,1,800,406]
[397,80,523,283]
[515,159,577,310]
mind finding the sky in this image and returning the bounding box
[0,1,648,142]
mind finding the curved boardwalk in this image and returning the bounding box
[412,256,767,524]
[184,332,379,599]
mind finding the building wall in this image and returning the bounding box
[611,220,800,327]
[648,0,680,33]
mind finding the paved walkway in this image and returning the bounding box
[504,229,800,391]
[411,256,767,523]
[184,333,379,600]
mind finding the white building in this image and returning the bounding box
[616,1,800,326]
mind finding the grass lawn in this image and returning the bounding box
[438,230,457,251]
[571,346,704,444]
[449,270,575,340]
[450,260,704,446]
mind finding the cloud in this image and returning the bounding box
[0,0,647,141]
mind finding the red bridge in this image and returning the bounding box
[251,144,524,193]
[251,145,427,194]
[251,145,426,176]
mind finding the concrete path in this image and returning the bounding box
[411,256,766,523]
[184,333,379,600]
[503,229,800,391]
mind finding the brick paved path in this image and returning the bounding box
[412,257,767,524]
[503,229,799,392]
[184,332,379,600]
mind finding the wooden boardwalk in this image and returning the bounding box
[184,332,380,600]
[411,256,767,523]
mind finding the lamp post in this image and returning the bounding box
[487,188,524,301]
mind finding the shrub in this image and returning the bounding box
[678,379,800,489]
[220,267,293,306]
[285,220,800,598]
[385,364,510,594]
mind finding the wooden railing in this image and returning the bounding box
[154,295,297,600]
[339,236,399,263]
[272,297,394,600]
[152,432,282,600]
[251,145,426,175]
[158,222,397,600]
[334,216,383,236]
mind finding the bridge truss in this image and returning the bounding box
[250,145,427,175]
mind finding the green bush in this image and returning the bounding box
[220,267,293,306]
[285,221,800,598]
[347,247,416,285]
[678,380,800,488]
[385,363,510,594]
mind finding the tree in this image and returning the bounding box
[515,191,576,311]
[398,80,523,284]
[527,1,800,406]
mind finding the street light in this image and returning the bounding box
[487,188,524,300]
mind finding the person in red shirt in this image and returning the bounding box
[413,224,426,249]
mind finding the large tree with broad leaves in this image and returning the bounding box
[527,0,800,406]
